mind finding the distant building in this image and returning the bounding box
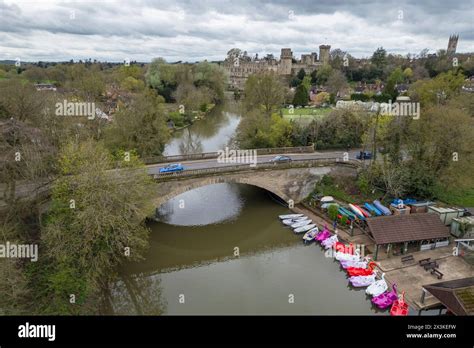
[34,83,56,91]
[223,44,331,90]
[447,34,459,56]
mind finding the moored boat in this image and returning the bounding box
[315,228,331,242]
[346,261,376,277]
[281,217,307,225]
[390,291,409,316]
[349,272,377,287]
[321,233,338,249]
[291,219,312,229]
[279,213,304,220]
[365,273,388,297]
[294,223,316,234]
[340,256,371,269]
[372,284,398,309]
[302,228,319,243]
[335,249,360,262]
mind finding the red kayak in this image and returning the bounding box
[390,291,409,316]
[346,261,376,277]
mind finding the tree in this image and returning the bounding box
[408,70,465,106]
[243,72,285,116]
[292,84,308,106]
[0,79,44,122]
[104,90,170,158]
[315,64,333,85]
[403,67,413,82]
[236,111,293,149]
[371,47,387,70]
[41,140,154,314]
[326,70,348,96]
[296,68,306,81]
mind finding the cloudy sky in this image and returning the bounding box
[1,0,473,62]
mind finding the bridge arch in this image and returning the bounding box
[150,165,357,209]
[152,175,290,209]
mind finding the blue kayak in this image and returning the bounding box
[339,207,357,220]
[364,202,382,216]
[373,200,391,216]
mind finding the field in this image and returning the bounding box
[281,107,332,124]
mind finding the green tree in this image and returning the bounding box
[371,47,387,70]
[243,72,285,116]
[296,68,306,81]
[104,90,170,158]
[292,84,308,106]
[41,140,154,314]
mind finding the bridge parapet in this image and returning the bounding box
[152,157,361,181]
[143,145,315,165]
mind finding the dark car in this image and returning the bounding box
[356,151,372,160]
[269,155,292,163]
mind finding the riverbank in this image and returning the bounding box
[293,203,474,313]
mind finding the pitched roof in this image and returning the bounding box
[424,277,474,315]
[366,213,450,245]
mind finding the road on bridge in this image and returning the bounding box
[146,149,363,175]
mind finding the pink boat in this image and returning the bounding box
[315,228,331,242]
[372,284,398,309]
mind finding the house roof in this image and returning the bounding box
[423,277,474,315]
[366,213,450,245]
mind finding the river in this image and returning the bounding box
[111,102,386,315]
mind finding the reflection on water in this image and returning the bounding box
[157,183,244,226]
[164,103,241,155]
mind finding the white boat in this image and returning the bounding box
[321,234,338,249]
[321,202,338,209]
[294,223,316,234]
[281,217,307,226]
[365,273,388,297]
[302,228,319,243]
[279,214,304,220]
[340,257,371,269]
[335,249,361,262]
[321,196,334,203]
[291,219,312,229]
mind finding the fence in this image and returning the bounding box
[152,157,361,181]
[143,145,315,165]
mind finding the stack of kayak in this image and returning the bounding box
[278,214,317,236]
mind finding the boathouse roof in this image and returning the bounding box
[366,213,449,245]
[423,277,474,315]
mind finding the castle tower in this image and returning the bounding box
[319,45,331,64]
[279,48,293,75]
[447,34,458,56]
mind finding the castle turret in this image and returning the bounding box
[319,45,331,64]
[279,48,293,75]
[447,34,458,56]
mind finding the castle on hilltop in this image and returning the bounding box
[223,44,331,90]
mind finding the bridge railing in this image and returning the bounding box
[143,145,315,165]
[152,157,361,180]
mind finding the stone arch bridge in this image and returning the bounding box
[150,159,361,208]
